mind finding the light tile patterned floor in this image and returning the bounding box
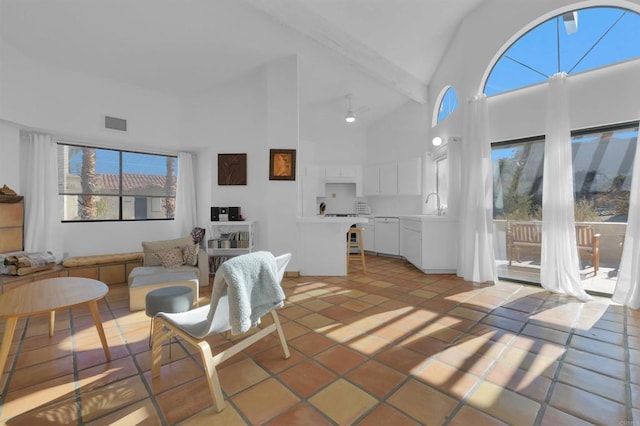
[1,254,638,425]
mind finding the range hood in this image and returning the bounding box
[322,180,363,197]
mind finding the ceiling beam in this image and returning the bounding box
[243,0,428,104]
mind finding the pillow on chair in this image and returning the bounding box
[142,236,193,266]
[182,244,200,266]
[153,247,185,268]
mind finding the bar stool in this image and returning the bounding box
[346,226,366,273]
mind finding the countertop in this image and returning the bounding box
[296,216,369,224]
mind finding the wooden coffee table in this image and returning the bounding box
[0,277,111,374]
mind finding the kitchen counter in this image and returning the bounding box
[296,216,368,276]
[399,215,458,273]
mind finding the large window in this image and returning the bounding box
[485,6,640,96]
[492,122,638,293]
[58,144,178,221]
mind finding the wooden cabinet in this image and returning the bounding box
[0,200,24,253]
[208,221,255,273]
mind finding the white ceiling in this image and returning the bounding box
[0,0,485,126]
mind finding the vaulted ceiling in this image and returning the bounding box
[0,0,486,127]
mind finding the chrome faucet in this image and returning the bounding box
[425,192,443,216]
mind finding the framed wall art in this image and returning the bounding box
[269,149,296,181]
[218,153,247,185]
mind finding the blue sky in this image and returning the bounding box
[70,149,177,176]
[485,6,640,96]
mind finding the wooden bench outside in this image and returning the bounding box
[507,221,600,273]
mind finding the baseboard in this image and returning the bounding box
[284,271,300,278]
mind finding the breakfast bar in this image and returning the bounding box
[297,216,369,275]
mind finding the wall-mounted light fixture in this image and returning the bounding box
[432,136,443,146]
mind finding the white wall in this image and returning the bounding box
[364,100,430,215]
[182,56,300,268]
[0,39,182,150]
[0,121,20,191]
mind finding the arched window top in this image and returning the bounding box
[484,6,640,96]
[434,86,458,126]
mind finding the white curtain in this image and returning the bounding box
[540,73,591,301]
[457,94,497,283]
[176,151,197,236]
[24,133,63,260]
[612,124,640,309]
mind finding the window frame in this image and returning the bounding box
[432,85,458,127]
[482,5,640,97]
[57,142,178,223]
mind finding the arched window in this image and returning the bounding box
[434,86,458,125]
[484,6,640,96]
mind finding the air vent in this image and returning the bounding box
[105,116,127,132]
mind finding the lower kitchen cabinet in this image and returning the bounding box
[400,216,457,273]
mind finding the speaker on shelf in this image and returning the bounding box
[229,207,240,221]
[211,207,242,221]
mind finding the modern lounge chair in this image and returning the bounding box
[151,251,292,412]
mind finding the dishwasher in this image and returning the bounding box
[374,217,400,255]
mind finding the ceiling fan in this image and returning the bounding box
[344,94,370,124]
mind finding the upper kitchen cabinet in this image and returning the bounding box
[323,166,358,179]
[397,157,422,195]
[364,157,422,196]
[321,165,363,197]
[379,163,398,195]
[363,165,380,196]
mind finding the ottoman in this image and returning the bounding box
[145,286,195,349]
[128,270,199,311]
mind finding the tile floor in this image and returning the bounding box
[1,254,638,425]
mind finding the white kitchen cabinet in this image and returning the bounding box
[374,217,400,255]
[399,216,457,273]
[379,163,398,195]
[359,221,375,252]
[363,165,380,196]
[323,165,358,178]
[397,157,422,195]
[321,165,363,196]
[400,218,421,267]
[364,157,422,196]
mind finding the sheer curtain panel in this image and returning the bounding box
[613,121,640,309]
[540,73,590,301]
[176,151,197,236]
[23,133,63,260]
[457,94,497,283]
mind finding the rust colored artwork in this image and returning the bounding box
[269,149,296,181]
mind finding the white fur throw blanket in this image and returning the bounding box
[209,251,285,335]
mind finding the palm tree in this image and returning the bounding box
[79,147,97,219]
[164,156,176,218]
